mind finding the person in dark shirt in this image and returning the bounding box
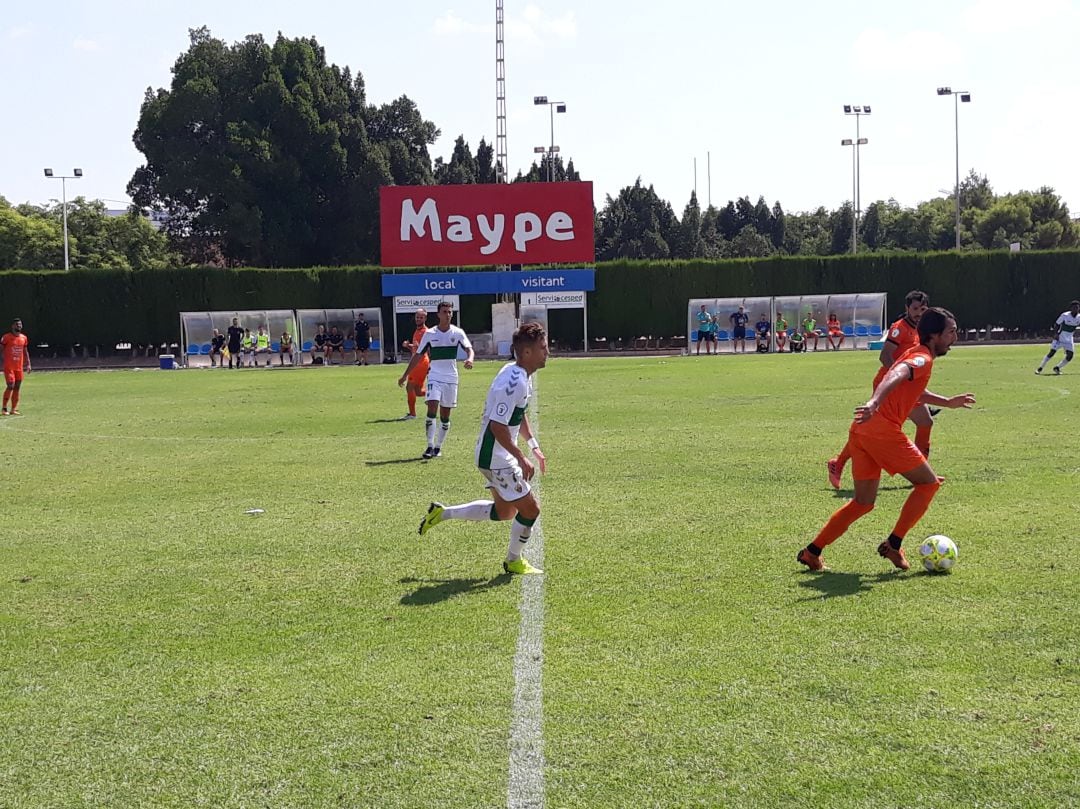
[729,305,750,354]
[312,324,329,365]
[354,314,372,366]
[226,318,244,369]
[754,314,771,353]
[327,326,345,364]
[210,330,226,367]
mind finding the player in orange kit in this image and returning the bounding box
[828,290,933,488]
[2,318,32,416]
[798,307,975,572]
[399,308,431,420]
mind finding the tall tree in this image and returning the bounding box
[475,138,496,184]
[594,178,678,261]
[753,196,772,235]
[128,27,438,266]
[717,201,738,241]
[674,191,706,259]
[769,201,786,250]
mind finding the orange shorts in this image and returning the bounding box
[849,425,925,480]
[829,328,843,337]
[3,367,23,385]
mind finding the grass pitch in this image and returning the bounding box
[1,346,1077,808]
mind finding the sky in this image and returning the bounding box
[2,0,1078,217]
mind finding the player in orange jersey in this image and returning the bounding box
[828,290,932,488]
[399,308,431,420]
[2,318,32,416]
[798,307,974,572]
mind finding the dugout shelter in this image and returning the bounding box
[687,293,886,352]
[296,308,383,364]
[180,310,298,367]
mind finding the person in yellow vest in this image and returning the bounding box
[279,330,295,366]
[253,326,273,367]
[241,329,255,367]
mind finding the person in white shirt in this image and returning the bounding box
[416,321,549,575]
[1036,300,1080,375]
[397,301,474,458]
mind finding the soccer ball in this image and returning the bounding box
[918,535,958,573]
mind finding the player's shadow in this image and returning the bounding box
[367,417,413,424]
[797,569,908,600]
[365,457,424,466]
[398,574,512,606]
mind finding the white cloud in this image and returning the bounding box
[433,5,576,43]
[73,37,102,52]
[961,0,1074,35]
[852,28,963,74]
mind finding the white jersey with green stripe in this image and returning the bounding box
[417,325,473,383]
[475,362,532,470]
[1055,311,1080,334]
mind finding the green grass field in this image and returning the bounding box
[2,346,1078,808]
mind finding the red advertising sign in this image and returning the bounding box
[380,182,595,267]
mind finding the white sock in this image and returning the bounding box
[433,419,450,448]
[505,515,536,561]
[1057,356,1072,370]
[443,500,495,521]
[425,418,435,446]
[1039,354,1053,370]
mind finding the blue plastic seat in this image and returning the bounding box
[716,329,729,341]
[302,341,314,352]
[186,343,200,355]
[869,325,883,337]
[691,330,699,342]
[199,343,212,355]
[842,325,855,337]
[855,325,869,337]
[344,339,356,351]
[370,339,380,351]
[271,341,281,352]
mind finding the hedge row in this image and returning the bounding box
[2,251,1078,347]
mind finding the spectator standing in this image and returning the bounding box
[695,305,715,355]
[354,314,372,366]
[730,305,750,354]
[226,318,244,369]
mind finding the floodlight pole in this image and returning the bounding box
[937,87,971,250]
[843,105,871,253]
[43,167,82,270]
[534,96,566,181]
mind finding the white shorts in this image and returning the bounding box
[1051,334,1075,352]
[425,380,458,408]
[481,461,532,503]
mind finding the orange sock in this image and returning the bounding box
[10,390,19,411]
[407,390,417,416]
[891,480,940,540]
[914,425,932,457]
[811,499,874,550]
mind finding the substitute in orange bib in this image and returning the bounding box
[828,290,932,488]
[798,307,974,572]
[2,318,32,416]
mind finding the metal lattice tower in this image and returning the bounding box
[495,0,508,183]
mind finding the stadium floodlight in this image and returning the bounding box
[534,95,567,181]
[533,146,546,153]
[43,167,83,270]
[842,105,872,254]
[840,137,868,254]
[937,86,973,249]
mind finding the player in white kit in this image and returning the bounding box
[1035,300,1080,376]
[416,322,549,575]
[397,301,474,458]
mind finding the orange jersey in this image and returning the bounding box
[872,316,920,388]
[856,345,934,436]
[1,332,28,367]
[827,317,842,334]
[408,326,430,379]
